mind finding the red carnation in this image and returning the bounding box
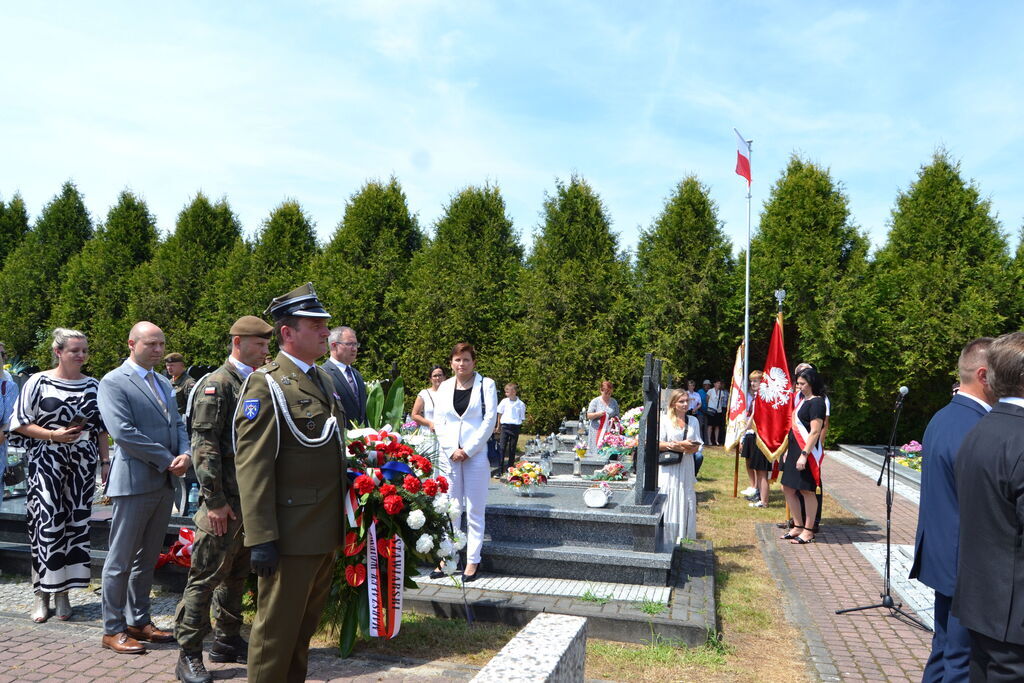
[383,494,404,515]
[436,476,449,493]
[344,531,366,557]
[422,479,439,497]
[403,474,421,494]
[348,440,366,455]
[380,483,397,498]
[345,563,367,586]
[353,475,375,495]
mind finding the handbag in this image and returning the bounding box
[3,459,25,487]
[657,419,691,466]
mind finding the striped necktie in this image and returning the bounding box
[147,371,168,415]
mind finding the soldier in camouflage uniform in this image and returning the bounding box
[164,352,197,417]
[173,316,273,683]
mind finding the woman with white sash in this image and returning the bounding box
[657,389,702,543]
[779,367,826,545]
[433,343,497,582]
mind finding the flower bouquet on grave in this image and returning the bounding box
[895,440,923,472]
[504,459,548,496]
[620,406,643,437]
[586,461,628,481]
[321,373,466,658]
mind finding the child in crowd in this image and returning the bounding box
[496,383,526,472]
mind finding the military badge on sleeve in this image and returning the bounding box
[243,399,261,420]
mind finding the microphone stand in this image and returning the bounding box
[835,390,930,630]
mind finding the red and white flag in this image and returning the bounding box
[734,129,751,185]
[723,343,748,451]
[752,313,792,461]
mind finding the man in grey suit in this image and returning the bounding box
[323,325,367,426]
[97,321,192,654]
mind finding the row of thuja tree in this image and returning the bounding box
[0,149,1018,444]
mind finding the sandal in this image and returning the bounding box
[780,525,804,540]
[791,533,815,545]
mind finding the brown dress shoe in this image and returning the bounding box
[101,632,146,654]
[125,623,174,643]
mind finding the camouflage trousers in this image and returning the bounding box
[174,519,250,652]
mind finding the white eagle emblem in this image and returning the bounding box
[758,367,792,408]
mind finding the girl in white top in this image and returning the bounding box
[433,343,497,582]
[657,388,703,543]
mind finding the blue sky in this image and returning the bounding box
[3,2,1022,255]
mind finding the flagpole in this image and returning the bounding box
[743,139,752,393]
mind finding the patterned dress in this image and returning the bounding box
[10,373,104,593]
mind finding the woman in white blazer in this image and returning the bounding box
[433,342,497,582]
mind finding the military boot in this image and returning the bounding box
[209,634,248,663]
[176,650,213,683]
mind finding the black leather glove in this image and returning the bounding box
[250,541,279,578]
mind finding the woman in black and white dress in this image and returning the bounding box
[411,365,446,464]
[658,389,702,543]
[11,329,109,622]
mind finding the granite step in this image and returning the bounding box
[480,540,674,586]
[0,541,190,592]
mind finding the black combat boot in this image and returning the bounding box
[209,634,248,664]
[176,650,213,683]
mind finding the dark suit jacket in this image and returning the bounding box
[909,393,989,595]
[952,401,1024,644]
[322,360,366,427]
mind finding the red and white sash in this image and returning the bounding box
[791,399,824,492]
[595,411,609,448]
[367,520,404,639]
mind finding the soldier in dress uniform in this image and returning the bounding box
[173,316,273,683]
[233,283,348,683]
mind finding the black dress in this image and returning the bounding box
[781,396,825,492]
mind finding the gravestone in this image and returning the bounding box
[634,353,661,505]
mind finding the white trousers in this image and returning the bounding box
[438,450,489,565]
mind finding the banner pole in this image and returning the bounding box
[743,140,752,395]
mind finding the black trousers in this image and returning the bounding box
[499,424,521,471]
[969,630,1024,682]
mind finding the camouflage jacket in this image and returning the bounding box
[189,360,244,533]
[171,373,197,418]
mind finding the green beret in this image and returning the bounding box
[230,315,274,338]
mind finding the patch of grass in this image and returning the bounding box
[586,632,733,681]
[636,599,668,616]
[314,610,516,666]
[579,588,612,605]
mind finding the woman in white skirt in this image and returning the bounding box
[411,365,446,464]
[657,389,702,543]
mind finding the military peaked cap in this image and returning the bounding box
[264,282,331,321]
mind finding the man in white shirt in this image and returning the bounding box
[496,383,526,472]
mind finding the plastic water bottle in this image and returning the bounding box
[187,483,200,516]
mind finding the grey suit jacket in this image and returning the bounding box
[98,360,190,497]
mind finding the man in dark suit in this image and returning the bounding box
[97,321,192,654]
[323,325,366,426]
[953,331,1024,681]
[910,337,994,682]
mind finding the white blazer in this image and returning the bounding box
[435,373,498,459]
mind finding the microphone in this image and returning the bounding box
[895,385,909,409]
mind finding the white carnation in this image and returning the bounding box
[439,538,455,557]
[415,534,435,554]
[442,557,459,575]
[447,498,462,520]
[451,531,467,550]
[407,509,426,530]
[433,494,450,514]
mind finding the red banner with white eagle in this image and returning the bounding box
[752,313,792,461]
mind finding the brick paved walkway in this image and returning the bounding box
[0,614,477,682]
[762,452,932,682]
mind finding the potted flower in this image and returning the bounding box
[503,459,548,496]
[895,440,923,472]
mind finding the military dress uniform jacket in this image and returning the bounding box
[189,360,246,536]
[233,353,347,556]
